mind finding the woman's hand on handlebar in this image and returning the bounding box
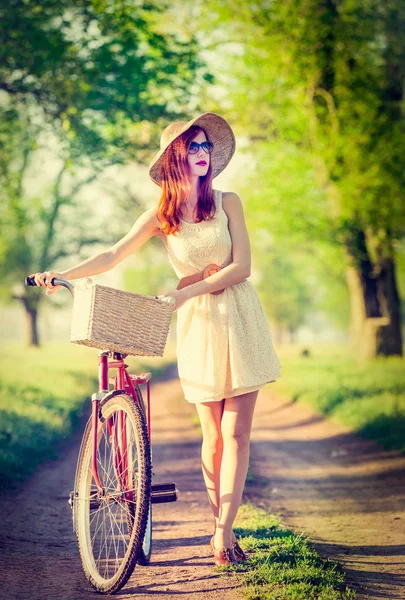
[29,271,65,295]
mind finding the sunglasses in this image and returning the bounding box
[188,141,214,155]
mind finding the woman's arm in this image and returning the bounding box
[108,206,162,267]
[181,192,251,300]
[33,206,161,293]
[64,207,161,276]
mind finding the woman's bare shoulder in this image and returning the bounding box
[144,204,168,248]
[140,204,163,231]
[221,191,243,216]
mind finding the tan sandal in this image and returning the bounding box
[210,534,242,565]
[232,540,247,562]
[213,545,238,566]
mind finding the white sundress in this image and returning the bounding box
[165,189,282,403]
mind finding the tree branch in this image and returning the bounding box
[39,160,68,270]
[48,235,117,264]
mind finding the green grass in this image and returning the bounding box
[0,341,177,488]
[272,342,405,454]
[218,503,356,600]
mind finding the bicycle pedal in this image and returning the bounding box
[151,482,179,504]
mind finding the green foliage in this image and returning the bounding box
[225,503,357,599]
[237,0,404,238]
[275,343,405,453]
[0,0,207,159]
[248,2,403,239]
[247,192,350,332]
[397,240,405,320]
[186,0,405,337]
[0,0,209,332]
[252,232,318,332]
[0,343,96,486]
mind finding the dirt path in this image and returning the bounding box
[1,371,404,600]
[248,389,405,600]
[0,368,243,600]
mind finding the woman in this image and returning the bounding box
[31,112,282,567]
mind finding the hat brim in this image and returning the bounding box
[148,112,236,186]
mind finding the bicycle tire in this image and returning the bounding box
[137,501,152,565]
[71,414,92,537]
[127,385,152,565]
[75,391,151,593]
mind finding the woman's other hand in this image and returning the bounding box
[157,289,188,312]
[29,271,65,295]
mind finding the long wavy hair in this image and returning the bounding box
[157,125,216,236]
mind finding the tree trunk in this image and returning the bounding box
[24,305,39,346]
[375,254,403,356]
[345,229,402,360]
[21,294,41,347]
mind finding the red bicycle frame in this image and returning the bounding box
[91,352,152,492]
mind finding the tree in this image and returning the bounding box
[0,0,210,345]
[0,0,209,159]
[0,107,128,344]
[193,0,405,358]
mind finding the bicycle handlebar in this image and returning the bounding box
[25,276,75,297]
[24,276,169,304]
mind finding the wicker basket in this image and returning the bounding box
[70,279,175,357]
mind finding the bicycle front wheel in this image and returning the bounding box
[76,392,151,594]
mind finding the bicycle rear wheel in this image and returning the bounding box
[76,391,151,593]
[127,385,152,565]
[136,500,152,565]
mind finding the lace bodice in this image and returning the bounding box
[166,189,233,278]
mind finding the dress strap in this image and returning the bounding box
[215,189,223,211]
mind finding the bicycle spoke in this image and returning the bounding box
[93,413,135,573]
[100,424,115,490]
[104,508,116,580]
[106,502,128,556]
[105,505,121,575]
[90,504,109,541]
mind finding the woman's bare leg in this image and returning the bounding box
[214,390,259,548]
[194,399,225,531]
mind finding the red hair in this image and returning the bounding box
[157,125,215,236]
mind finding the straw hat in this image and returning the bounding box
[148,112,236,186]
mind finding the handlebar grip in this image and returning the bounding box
[25,276,56,287]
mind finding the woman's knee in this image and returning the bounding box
[202,429,224,451]
[220,391,258,448]
[221,428,250,449]
[196,400,224,447]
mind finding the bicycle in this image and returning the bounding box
[25,275,178,594]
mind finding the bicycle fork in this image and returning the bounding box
[69,351,178,532]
